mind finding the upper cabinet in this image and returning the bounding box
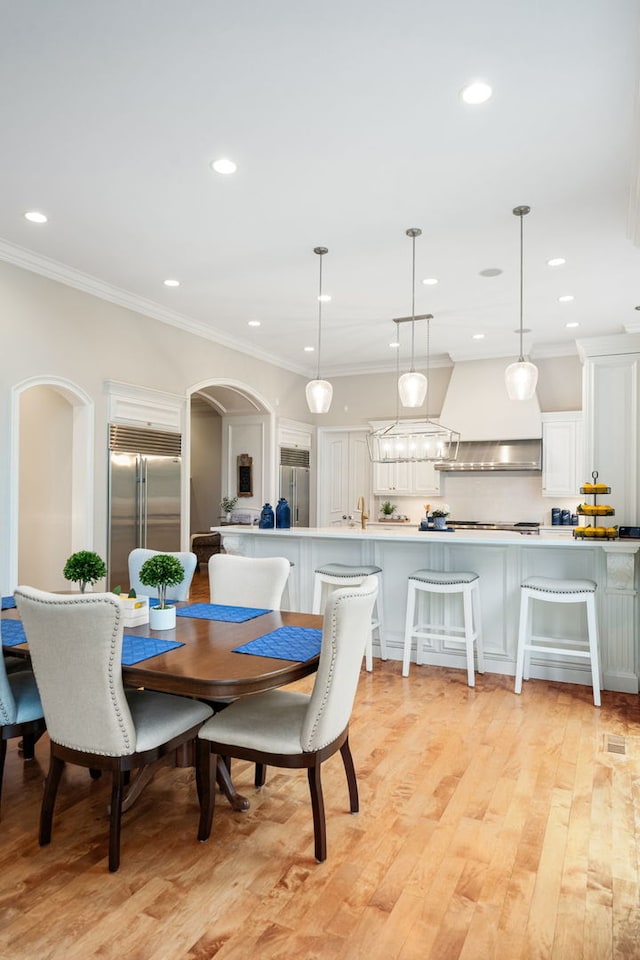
[541,411,584,498]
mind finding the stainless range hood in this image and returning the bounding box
[434,359,542,472]
[434,438,542,472]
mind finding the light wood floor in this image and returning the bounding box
[1,567,639,960]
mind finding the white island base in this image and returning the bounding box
[212,525,640,694]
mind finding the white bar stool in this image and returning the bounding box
[312,563,386,671]
[283,560,296,611]
[514,576,601,706]
[403,570,484,686]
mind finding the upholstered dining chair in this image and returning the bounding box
[128,548,197,601]
[0,646,46,815]
[196,575,378,862]
[14,586,213,872]
[208,554,290,610]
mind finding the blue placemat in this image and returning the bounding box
[122,634,184,665]
[1,620,26,647]
[233,626,322,662]
[1,596,16,610]
[177,603,270,623]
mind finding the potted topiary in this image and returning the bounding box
[430,503,450,530]
[138,553,185,630]
[63,550,107,593]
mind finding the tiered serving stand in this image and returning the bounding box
[574,470,617,539]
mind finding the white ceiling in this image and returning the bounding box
[1,0,639,377]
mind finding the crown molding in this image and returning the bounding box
[0,238,310,378]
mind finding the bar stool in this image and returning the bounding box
[403,570,484,686]
[283,560,296,611]
[514,576,601,706]
[312,563,386,671]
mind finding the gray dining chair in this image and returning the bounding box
[14,586,213,872]
[196,575,378,862]
[207,554,290,609]
[128,548,197,601]
[0,640,46,815]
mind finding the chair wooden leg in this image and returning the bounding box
[339,738,359,813]
[307,761,327,863]
[108,771,125,872]
[254,763,266,788]
[197,742,216,842]
[39,754,65,847]
[0,739,6,812]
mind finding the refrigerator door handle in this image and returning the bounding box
[141,456,148,547]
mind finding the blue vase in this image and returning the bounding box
[259,503,274,529]
[276,498,291,529]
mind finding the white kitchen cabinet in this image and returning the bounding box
[318,429,371,524]
[541,412,583,498]
[372,456,440,495]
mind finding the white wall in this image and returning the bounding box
[19,386,73,589]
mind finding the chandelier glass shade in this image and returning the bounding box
[398,228,427,408]
[505,205,538,401]
[367,418,460,464]
[306,246,332,414]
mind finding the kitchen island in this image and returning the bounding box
[211,525,640,693]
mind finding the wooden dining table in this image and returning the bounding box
[2,602,323,811]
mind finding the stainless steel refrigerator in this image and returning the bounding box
[279,447,310,527]
[108,425,182,589]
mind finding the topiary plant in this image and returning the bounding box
[63,550,107,593]
[138,554,185,610]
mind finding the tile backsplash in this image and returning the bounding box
[375,473,578,525]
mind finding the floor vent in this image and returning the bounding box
[605,734,626,755]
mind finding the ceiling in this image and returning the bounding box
[1,1,639,378]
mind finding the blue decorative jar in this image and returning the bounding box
[276,498,291,529]
[259,503,274,529]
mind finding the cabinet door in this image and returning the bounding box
[321,433,350,523]
[542,414,583,497]
[373,460,411,494]
[412,460,441,496]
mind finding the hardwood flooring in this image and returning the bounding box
[1,566,639,959]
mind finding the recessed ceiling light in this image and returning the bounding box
[210,157,237,175]
[472,333,485,340]
[389,341,400,348]
[247,320,261,327]
[317,294,331,303]
[422,277,438,286]
[479,268,503,277]
[558,295,574,303]
[547,257,566,267]
[304,345,315,352]
[461,81,492,105]
[566,322,579,328]
[24,211,47,223]
[163,279,180,287]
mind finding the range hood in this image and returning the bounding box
[435,359,542,472]
[434,438,542,472]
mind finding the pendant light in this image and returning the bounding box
[397,228,428,408]
[505,205,538,400]
[368,313,460,464]
[305,246,333,414]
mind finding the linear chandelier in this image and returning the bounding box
[368,312,460,464]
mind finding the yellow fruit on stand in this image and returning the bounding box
[606,527,617,538]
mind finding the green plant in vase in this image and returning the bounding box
[220,495,238,520]
[380,500,396,517]
[138,554,185,610]
[63,550,107,593]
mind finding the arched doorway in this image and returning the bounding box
[10,377,93,590]
[186,380,275,536]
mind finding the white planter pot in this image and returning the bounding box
[149,605,176,631]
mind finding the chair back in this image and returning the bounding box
[128,549,197,601]
[301,576,378,752]
[208,554,290,610]
[0,634,18,724]
[14,587,138,755]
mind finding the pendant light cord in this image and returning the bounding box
[410,232,416,371]
[317,253,323,379]
[519,211,524,362]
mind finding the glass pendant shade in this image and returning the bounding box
[305,378,333,414]
[398,370,427,408]
[505,360,538,400]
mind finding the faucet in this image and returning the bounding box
[356,496,368,529]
